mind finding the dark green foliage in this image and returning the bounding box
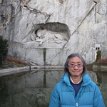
[0,36,8,66]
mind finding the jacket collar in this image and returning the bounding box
[62,72,92,86]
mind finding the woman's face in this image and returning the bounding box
[68,56,83,77]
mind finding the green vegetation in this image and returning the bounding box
[0,36,8,66]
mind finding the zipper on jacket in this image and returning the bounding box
[75,86,84,107]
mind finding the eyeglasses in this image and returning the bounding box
[68,63,83,68]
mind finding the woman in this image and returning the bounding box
[49,53,105,107]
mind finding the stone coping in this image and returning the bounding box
[1,64,107,77]
[0,66,64,77]
[93,64,107,72]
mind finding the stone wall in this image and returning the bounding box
[0,0,107,65]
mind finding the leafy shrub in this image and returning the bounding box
[0,36,8,66]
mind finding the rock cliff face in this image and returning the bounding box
[0,0,107,65]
